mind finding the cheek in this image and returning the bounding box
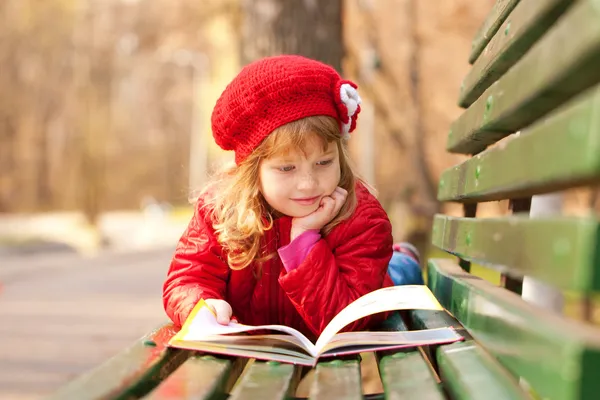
[329,164,342,188]
[259,166,276,190]
[259,171,287,200]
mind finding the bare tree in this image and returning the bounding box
[341,0,442,255]
[240,0,344,71]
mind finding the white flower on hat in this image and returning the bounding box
[339,83,362,139]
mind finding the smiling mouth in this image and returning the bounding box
[292,196,320,205]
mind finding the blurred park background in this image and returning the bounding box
[0,0,503,254]
[3,0,599,399]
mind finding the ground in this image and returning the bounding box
[0,248,173,399]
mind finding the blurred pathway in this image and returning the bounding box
[0,248,173,400]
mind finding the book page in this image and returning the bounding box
[170,340,316,366]
[318,327,462,354]
[172,300,317,355]
[195,334,307,350]
[314,285,443,352]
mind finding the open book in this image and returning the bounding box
[169,285,462,366]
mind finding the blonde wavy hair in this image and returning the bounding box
[199,115,366,271]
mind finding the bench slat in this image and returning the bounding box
[440,83,600,202]
[459,0,574,107]
[427,258,600,400]
[432,214,600,292]
[409,309,471,370]
[437,341,529,400]
[228,361,302,400]
[378,351,445,399]
[47,323,190,400]
[375,312,445,399]
[410,309,465,332]
[309,358,362,400]
[143,355,247,399]
[448,0,600,154]
[409,309,528,399]
[377,310,408,331]
[469,0,521,64]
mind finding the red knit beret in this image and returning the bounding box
[211,55,362,164]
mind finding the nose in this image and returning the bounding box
[297,171,317,192]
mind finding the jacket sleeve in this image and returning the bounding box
[162,203,229,327]
[278,201,393,336]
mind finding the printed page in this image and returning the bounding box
[318,327,462,354]
[170,340,316,366]
[314,285,444,352]
[198,334,307,349]
[173,301,317,356]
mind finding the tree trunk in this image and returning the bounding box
[408,0,439,211]
[240,0,343,71]
[405,0,440,258]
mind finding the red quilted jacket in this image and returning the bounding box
[163,183,394,340]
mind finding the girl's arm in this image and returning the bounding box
[278,201,393,336]
[277,229,321,272]
[162,205,229,327]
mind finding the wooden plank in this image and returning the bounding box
[427,258,600,400]
[437,341,530,400]
[375,312,445,399]
[144,355,247,399]
[448,0,600,154]
[407,307,470,379]
[459,0,574,107]
[469,0,521,64]
[409,310,466,334]
[228,361,302,400]
[47,323,190,400]
[309,358,362,400]
[431,214,600,292]
[408,308,471,374]
[408,308,527,399]
[378,351,445,400]
[377,310,408,331]
[440,82,600,201]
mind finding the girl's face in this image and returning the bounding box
[259,134,341,218]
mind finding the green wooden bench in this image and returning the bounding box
[46,312,469,399]
[47,1,600,398]
[424,0,600,398]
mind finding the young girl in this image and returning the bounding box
[163,55,423,340]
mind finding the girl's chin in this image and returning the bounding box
[285,206,319,218]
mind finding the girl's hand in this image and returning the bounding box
[204,299,233,325]
[291,187,348,241]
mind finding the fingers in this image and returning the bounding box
[330,186,348,215]
[330,187,347,203]
[205,299,232,325]
[214,301,232,325]
[205,302,216,315]
[318,187,347,218]
[290,187,348,238]
[320,196,336,214]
